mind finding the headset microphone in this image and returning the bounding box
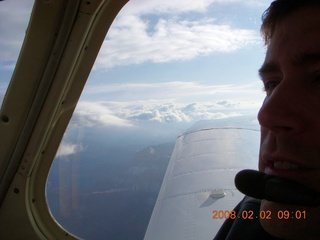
[235,169,320,207]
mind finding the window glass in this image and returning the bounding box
[0,0,34,106]
[46,1,272,239]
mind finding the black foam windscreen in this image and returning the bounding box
[235,169,320,207]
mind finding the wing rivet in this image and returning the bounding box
[210,190,226,198]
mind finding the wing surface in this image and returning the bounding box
[144,123,260,240]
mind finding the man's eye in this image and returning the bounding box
[263,81,279,94]
[313,74,320,83]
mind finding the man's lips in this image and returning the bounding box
[262,154,310,176]
[272,161,299,170]
[262,153,307,170]
[261,154,317,188]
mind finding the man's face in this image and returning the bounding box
[258,5,320,240]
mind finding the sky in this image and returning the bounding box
[0,0,273,155]
[80,0,272,129]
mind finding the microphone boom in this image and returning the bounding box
[235,169,320,207]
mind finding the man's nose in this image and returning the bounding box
[257,82,304,134]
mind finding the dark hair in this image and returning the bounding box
[261,0,320,45]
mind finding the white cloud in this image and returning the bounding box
[72,98,260,128]
[122,0,213,15]
[85,81,264,103]
[126,101,244,123]
[96,17,259,69]
[75,101,133,127]
[121,0,266,16]
[1,0,266,71]
[56,143,83,157]
[94,0,268,69]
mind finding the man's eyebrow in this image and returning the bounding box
[258,63,280,79]
[258,52,320,79]
[293,52,320,65]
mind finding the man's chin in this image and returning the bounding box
[259,200,289,238]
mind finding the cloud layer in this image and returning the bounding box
[72,99,259,128]
[74,80,264,127]
[96,16,259,69]
[120,0,265,15]
[1,0,266,71]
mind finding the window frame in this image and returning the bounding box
[0,0,128,239]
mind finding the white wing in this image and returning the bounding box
[144,121,260,240]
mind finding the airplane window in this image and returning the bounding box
[0,0,34,107]
[46,1,271,239]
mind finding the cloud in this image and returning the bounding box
[94,0,268,69]
[126,102,244,123]
[84,81,264,103]
[72,98,260,128]
[121,0,217,15]
[121,0,266,15]
[76,81,264,126]
[1,0,266,71]
[56,143,83,157]
[74,101,133,127]
[95,17,259,69]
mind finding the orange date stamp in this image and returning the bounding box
[212,210,306,220]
